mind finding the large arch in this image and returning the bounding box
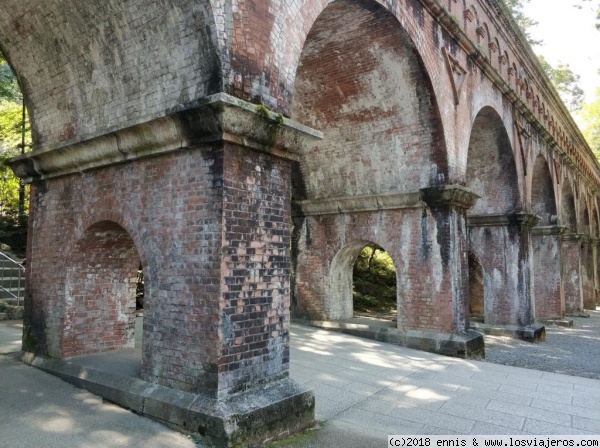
[0,0,221,149]
[466,106,519,215]
[466,106,535,329]
[561,177,583,314]
[530,154,563,319]
[290,0,448,201]
[580,197,596,310]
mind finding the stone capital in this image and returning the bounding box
[531,225,567,237]
[8,93,323,183]
[468,212,540,228]
[420,184,480,209]
[561,232,582,242]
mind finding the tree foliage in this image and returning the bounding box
[353,244,397,315]
[502,0,543,46]
[538,56,585,112]
[581,87,600,159]
[0,55,21,104]
[574,0,600,30]
[0,52,29,256]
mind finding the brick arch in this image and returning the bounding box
[0,0,221,149]
[62,220,141,358]
[276,0,449,116]
[530,153,557,226]
[466,106,520,215]
[290,0,448,200]
[580,196,591,235]
[328,240,398,320]
[468,251,485,320]
[561,176,578,233]
[592,200,600,238]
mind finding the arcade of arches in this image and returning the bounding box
[3,0,600,445]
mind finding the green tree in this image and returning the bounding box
[0,55,21,103]
[0,52,29,256]
[538,56,585,112]
[581,87,600,159]
[502,0,543,46]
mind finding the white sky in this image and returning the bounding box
[523,0,600,101]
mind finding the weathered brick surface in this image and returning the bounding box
[218,144,292,396]
[468,224,534,326]
[294,203,470,335]
[532,233,563,319]
[26,147,224,394]
[581,239,596,310]
[5,0,600,417]
[0,0,221,148]
[562,236,583,314]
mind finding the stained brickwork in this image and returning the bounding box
[4,0,600,443]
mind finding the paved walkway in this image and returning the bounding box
[1,320,599,447]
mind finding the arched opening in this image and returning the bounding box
[466,107,524,326]
[561,179,577,233]
[530,154,561,319]
[353,244,397,321]
[531,154,557,226]
[468,252,485,322]
[63,221,142,358]
[0,52,31,260]
[291,0,447,327]
[291,0,447,202]
[561,178,583,314]
[466,107,519,215]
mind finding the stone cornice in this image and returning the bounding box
[421,184,480,209]
[531,226,567,237]
[468,212,540,228]
[294,191,424,216]
[7,93,323,183]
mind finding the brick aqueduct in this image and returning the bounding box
[3,0,600,444]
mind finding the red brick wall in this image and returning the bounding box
[63,221,139,357]
[562,238,583,314]
[25,146,224,395]
[291,0,447,201]
[294,205,469,335]
[532,233,563,319]
[218,144,292,396]
[467,106,519,215]
[24,142,294,398]
[468,225,533,326]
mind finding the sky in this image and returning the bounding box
[523,0,600,101]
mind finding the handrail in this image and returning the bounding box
[0,251,25,307]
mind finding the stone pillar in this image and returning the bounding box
[562,233,584,315]
[420,186,480,332]
[580,235,596,310]
[532,226,566,320]
[468,213,545,341]
[8,93,320,446]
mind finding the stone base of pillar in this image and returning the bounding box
[19,352,315,447]
[469,322,545,342]
[539,318,573,327]
[298,319,485,359]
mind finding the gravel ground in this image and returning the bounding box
[484,307,600,380]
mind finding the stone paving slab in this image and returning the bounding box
[2,320,600,447]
